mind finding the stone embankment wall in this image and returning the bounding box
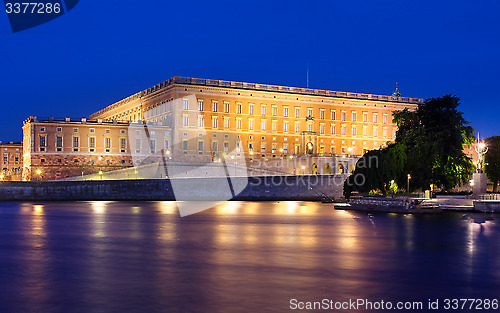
[0,175,346,201]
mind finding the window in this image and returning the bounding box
[295,108,300,118]
[341,111,346,121]
[224,102,230,113]
[183,99,189,110]
[272,121,277,131]
[236,103,242,114]
[283,122,288,132]
[236,119,242,129]
[39,135,46,147]
[183,116,189,126]
[363,112,367,122]
[56,136,63,151]
[212,141,218,151]
[261,143,266,153]
[150,139,156,153]
[105,137,111,152]
[40,127,46,132]
[14,154,19,162]
[248,143,253,151]
[320,110,325,120]
[393,129,397,138]
[295,123,300,133]
[272,106,277,116]
[120,138,127,152]
[183,141,188,151]
[164,139,170,150]
[135,139,141,153]
[198,100,204,111]
[89,137,96,152]
[331,110,336,120]
[363,126,368,136]
[320,124,325,134]
[73,128,78,133]
[198,116,204,127]
[283,144,288,154]
[212,101,218,112]
[341,126,346,135]
[105,129,110,134]
[284,107,288,117]
[261,105,266,116]
[3,154,7,163]
[198,141,203,151]
[249,120,254,130]
[373,126,378,137]
[249,104,254,115]
[56,127,62,132]
[352,112,356,122]
[383,114,388,124]
[72,136,79,151]
[224,118,229,128]
[224,142,229,152]
[212,117,218,128]
[120,129,126,135]
[307,108,313,117]
[373,113,378,123]
[308,124,312,132]
[331,124,336,134]
[352,126,356,136]
[261,120,266,131]
[272,144,277,153]
[383,128,388,137]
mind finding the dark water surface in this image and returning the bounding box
[0,201,499,312]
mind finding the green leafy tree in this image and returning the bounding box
[484,136,500,192]
[393,95,474,190]
[344,95,474,198]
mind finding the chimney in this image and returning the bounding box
[81,117,87,123]
[65,117,71,122]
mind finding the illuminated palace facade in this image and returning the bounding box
[22,77,422,180]
[90,77,421,169]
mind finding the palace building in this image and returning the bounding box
[22,77,423,180]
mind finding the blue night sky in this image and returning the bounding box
[1,0,499,141]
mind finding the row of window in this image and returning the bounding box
[190,100,392,123]
[185,116,394,137]
[3,153,20,163]
[39,135,128,153]
[39,127,127,134]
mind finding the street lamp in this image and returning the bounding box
[302,165,306,175]
[99,170,103,180]
[0,173,4,180]
[407,174,411,194]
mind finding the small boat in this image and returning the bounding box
[334,197,441,214]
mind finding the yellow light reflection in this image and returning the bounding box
[216,201,241,214]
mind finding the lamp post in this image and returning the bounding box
[302,165,306,175]
[99,170,103,180]
[36,169,42,181]
[407,174,411,194]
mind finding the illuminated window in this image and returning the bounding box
[261,120,266,131]
[261,105,266,116]
[383,114,388,124]
[283,107,289,117]
[331,110,336,120]
[331,124,336,134]
[295,108,300,118]
[212,117,218,128]
[363,112,367,122]
[295,123,300,133]
[352,112,356,122]
[224,118,229,128]
[249,104,254,115]
[373,113,378,123]
[249,119,254,130]
[183,99,189,110]
[341,111,346,121]
[341,125,346,135]
[198,100,204,111]
[212,101,218,112]
[224,102,230,113]
[236,103,242,114]
[105,137,111,152]
[352,126,356,136]
[272,121,277,132]
[283,121,288,132]
[272,106,277,116]
[236,119,242,129]
[320,124,325,134]
[320,110,325,120]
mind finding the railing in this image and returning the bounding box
[479,194,500,201]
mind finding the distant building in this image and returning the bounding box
[22,117,171,181]
[0,141,23,180]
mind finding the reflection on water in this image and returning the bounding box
[0,201,499,312]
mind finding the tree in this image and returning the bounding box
[484,136,500,192]
[344,95,474,198]
[393,95,474,190]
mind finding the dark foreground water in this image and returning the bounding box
[0,201,499,313]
